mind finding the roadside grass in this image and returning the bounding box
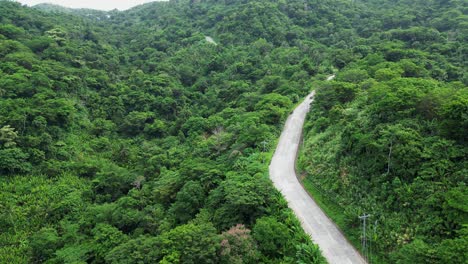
[298,161,386,264]
[301,177,347,230]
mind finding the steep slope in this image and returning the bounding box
[0,0,466,263]
[297,0,467,262]
[0,1,328,263]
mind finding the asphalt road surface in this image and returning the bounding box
[269,89,367,264]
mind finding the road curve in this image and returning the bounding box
[269,90,367,264]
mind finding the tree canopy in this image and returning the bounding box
[0,0,466,263]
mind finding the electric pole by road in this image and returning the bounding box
[261,140,268,163]
[359,213,371,263]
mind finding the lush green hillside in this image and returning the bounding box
[298,0,468,263]
[0,1,327,263]
[0,0,466,263]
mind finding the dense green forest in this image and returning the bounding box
[296,0,468,263]
[0,0,466,263]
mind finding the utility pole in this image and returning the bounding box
[261,140,268,164]
[369,219,378,264]
[359,214,371,263]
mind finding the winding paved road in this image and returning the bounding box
[269,87,367,264]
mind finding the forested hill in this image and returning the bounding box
[0,0,466,263]
[296,0,468,263]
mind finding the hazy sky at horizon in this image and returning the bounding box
[15,0,166,11]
